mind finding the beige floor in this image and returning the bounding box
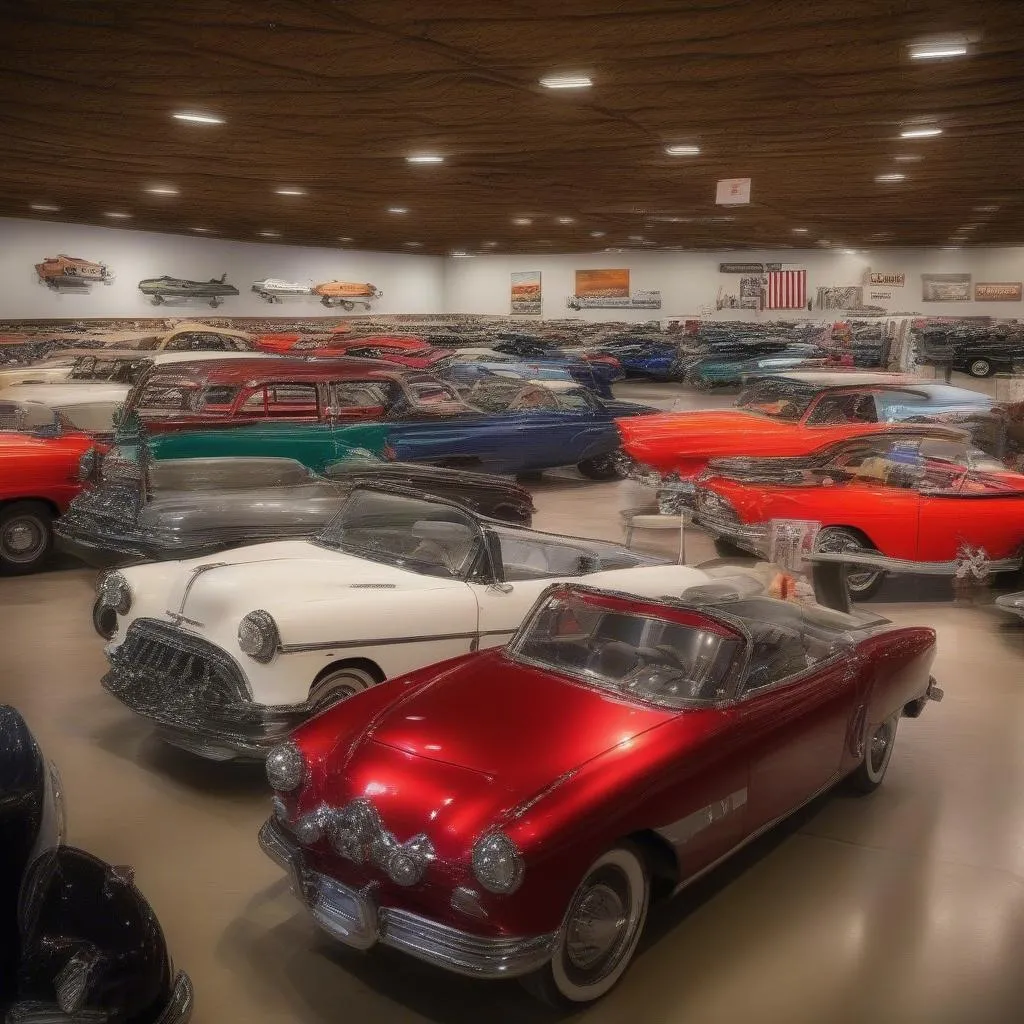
[4,377,1024,1023]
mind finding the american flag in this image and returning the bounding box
[764,270,807,309]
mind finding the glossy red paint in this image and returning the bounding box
[277,596,937,940]
[0,428,97,512]
[702,460,1024,563]
[618,407,896,477]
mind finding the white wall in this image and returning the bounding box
[0,217,444,319]
[443,247,1024,322]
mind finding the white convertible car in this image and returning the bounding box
[96,485,717,760]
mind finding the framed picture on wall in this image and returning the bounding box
[922,273,972,302]
[510,271,542,314]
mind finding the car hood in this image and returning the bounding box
[618,409,789,445]
[320,650,674,843]
[157,541,463,623]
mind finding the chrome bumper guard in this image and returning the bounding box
[258,817,555,979]
[694,513,769,554]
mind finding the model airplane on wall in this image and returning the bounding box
[311,280,383,309]
[137,273,240,307]
[35,254,113,288]
[251,278,312,302]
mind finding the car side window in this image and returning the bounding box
[555,390,597,411]
[807,393,879,426]
[330,381,393,416]
[741,622,811,694]
[238,383,320,418]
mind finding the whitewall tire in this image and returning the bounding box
[521,842,650,1007]
[307,665,378,714]
[848,714,899,794]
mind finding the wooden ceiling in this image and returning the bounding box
[2,0,1023,255]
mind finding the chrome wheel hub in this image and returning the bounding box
[870,721,893,773]
[566,883,627,970]
[2,518,43,561]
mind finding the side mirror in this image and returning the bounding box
[488,582,514,595]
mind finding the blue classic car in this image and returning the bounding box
[583,339,682,380]
[111,362,655,480]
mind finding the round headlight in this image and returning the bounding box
[471,832,524,895]
[238,610,279,663]
[97,572,131,616]
[265,741,304,792]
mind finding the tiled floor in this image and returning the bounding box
[3,375,1023,1024]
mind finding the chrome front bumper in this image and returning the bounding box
[808,550,1022,578]
[258,817,555,980]
[8,973,193,1024]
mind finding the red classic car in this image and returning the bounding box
[694,427,1024,598]
[260,579,940,1006]
[0,402,101,572]
[617,372,997,479]
[295,335,452,370]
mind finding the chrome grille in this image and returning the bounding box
[104,619,248,728]
[76,482,142,522]
[695,488,739,524]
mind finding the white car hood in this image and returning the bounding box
[0,381,132,405]
[158,540,463,626]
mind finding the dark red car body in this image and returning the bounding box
[261,582,939,997]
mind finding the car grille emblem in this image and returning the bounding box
[326,798,435,886]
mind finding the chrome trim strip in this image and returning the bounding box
[670,768,844,897]
[279,627,518,654]
[808,551,1022,576]
[153,972,195,1024]
[656,788,748,847]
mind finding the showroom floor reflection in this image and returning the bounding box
[3,386,1024,1024]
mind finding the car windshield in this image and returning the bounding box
[735,379,816,422]
[69,356,151,383]
[315,489,483,578]
[509,588,744,708]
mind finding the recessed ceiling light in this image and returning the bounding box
[388,207,409,214]
[893,154,923,162]
[483,241,499,247]
[450,251,473,257]
[406,154,444,164]
[29,203,60,212]
[628,235,645,241]
[404,241,423,247]
[539,73,592,89]
[145,186,179,195]
[589,230,606,238]
[843,249,859,255]
[556,216,576,224]
[960,223,980,231]
[172,111,225,125]
[792,227,809,234]
[191,227,211,233]
[512,217,533,226]
[338,236,354,243]
[875,173,907,182]
[664,144,701,156]
[908,42,969,60]
[900,126,942,138]
[974,204,999,212]
[104,211,132,219]
[275,187,306,196]
[258,230,280,238]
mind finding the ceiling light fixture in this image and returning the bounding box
[483,241,499,247]
[900,126,943,138]
[404,241,423,247]
[942,246,962,251]
[792,227,809,234]
[338,236,354,243]
[908,42,969,60]
[664,144,701,156]
[258,230,280,237]
[388,206,408,214]
[450,251,473,257]
[893,154,923,162]
[275,187,306,196]
[406,154,444,164]
[589,231,606,238]
[974,204,1000,213]
[539,73,592,90]
[843,249,859,255]
[875,173,907,182]
[172,111,225,125]
[29,203,60,212]
[145,186,179,195]
[103,211,131,219]
[628,235,645,241]
[512,217,532,226]
[191,227,211,233]
[556,216,576,224]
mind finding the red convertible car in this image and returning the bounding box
[0,402,101,572]
[260,579,940,1006]
[617,371,996,479]
[694,427,1024,598]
